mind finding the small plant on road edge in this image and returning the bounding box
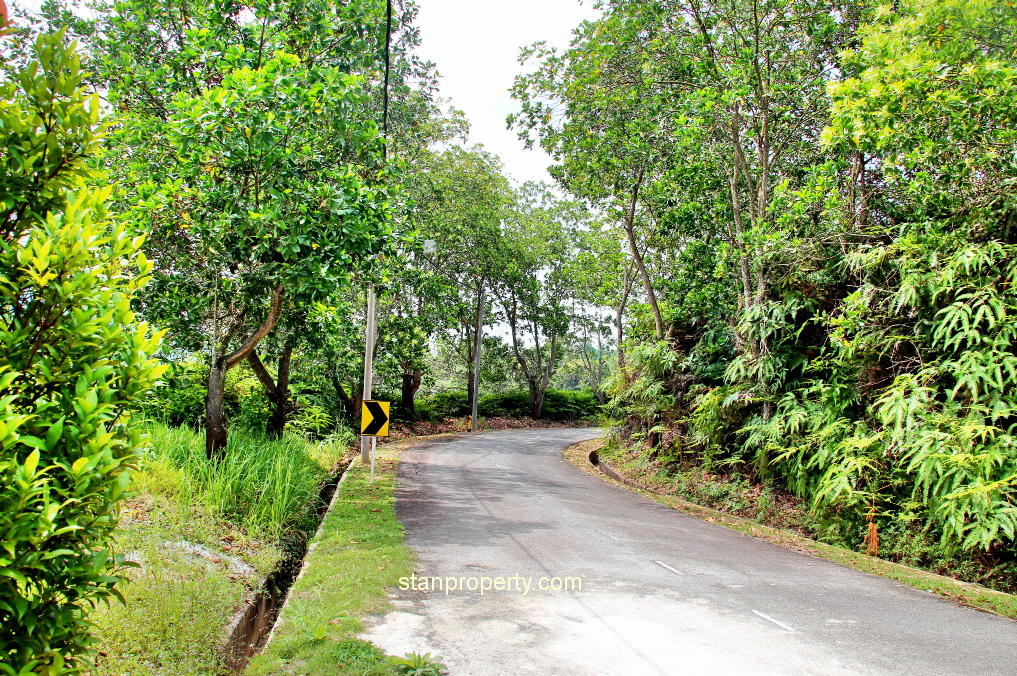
[389,652,447,676]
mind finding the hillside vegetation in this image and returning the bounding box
[511,0,1017,586]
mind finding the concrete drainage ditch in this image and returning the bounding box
[218,458,351,673]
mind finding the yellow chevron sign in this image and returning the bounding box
[360,400,390,437]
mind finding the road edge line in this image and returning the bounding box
[562,437,1017,621]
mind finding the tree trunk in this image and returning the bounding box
[532,388,546,419]
[534,332,558,419]
[399,364,423,418]
[466,281,484,415]
[205,285,284,459]
[248,343,293,438]
[268,344,293,438]
[205,359,229,457]
[527,378,542,419]
[594,329,607,404]
[331,374,362,421]
[622,166,664,339]
[466,369,475,416]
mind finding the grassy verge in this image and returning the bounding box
[89,424,352,675]
[566,437,1017,620]
[246,439,416,676]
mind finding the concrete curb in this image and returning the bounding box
[588,448,649,492]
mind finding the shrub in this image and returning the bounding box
[286,400,334,439]
[478,389,601,421]
[540,389,601,420]
[418,390,469,420]
[0,32,164,673]
[478,390,530,418]
[138,360,207,428]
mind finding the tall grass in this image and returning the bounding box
[137,424,356,540]
[91,424,355,675]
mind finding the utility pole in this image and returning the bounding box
[359,0,392,461]
[471,281,484,433]
[360,286,377,462]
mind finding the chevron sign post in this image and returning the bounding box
[360,400,390,483]
[360,400,390,437]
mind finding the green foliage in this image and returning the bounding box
[0,31,164,673]
[125,46,399,350]
[79,0,415,452]
[389,652,446,676]
[479,389,601,421]
[286,401,336,440]
[87,420,349,675]
[417,391,470,420]
[477,390,531,417]
[137,360,208,429]
[605,341,682,425]
[521,0,1017,578]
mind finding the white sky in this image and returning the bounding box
[414,0,599,185]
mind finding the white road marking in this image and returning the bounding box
[597,529,622,541]
[752,610,796,633]
[825,619,858,624]
[653,560,685,576]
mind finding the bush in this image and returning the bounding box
[138,360,207,428]
[286,399,334,439]
[478,390,530,418]
[538,389,601,420]
[0,32,164,674]
[478,389,601,421]
[417,390,469,420]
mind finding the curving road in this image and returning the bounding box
[362,428,1017,675]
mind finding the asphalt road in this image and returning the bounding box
[362,428,1017,675]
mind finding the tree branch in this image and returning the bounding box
[222,284,284,370]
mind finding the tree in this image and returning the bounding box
[494,182,584,418]
[81,0,444,450]
[130,52,397,456]
[512,0,861,415]
[561,225,627,399]
[408,146,512,411]
[84,0,412,455]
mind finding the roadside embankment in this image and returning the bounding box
[89,424,352,675]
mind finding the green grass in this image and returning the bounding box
[247,440,415,676]
[142,424,355,539]
[88,423,354,675]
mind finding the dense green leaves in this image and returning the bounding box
[0,32,163,673]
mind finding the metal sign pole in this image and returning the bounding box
[370,435,377,483]
[471,282,484,433]
[361,286,377,462]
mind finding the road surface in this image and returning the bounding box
[362,428,1017,675]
